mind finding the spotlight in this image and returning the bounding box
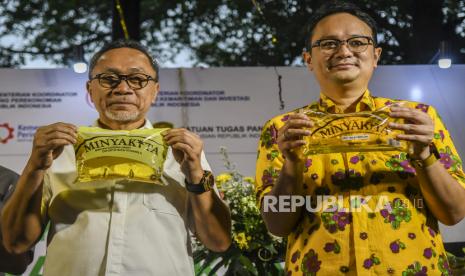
[438,41,451,69]
[73,62,88,73]
[438,58,451,69]
[73,45,87,73]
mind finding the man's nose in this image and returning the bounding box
[112,79,134,94]
[335,41,353,57]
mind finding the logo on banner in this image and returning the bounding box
[0,123,14,144]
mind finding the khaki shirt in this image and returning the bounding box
[41,120,211,276]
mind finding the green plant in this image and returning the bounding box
[193,147,286,276]
[446,247,465,275]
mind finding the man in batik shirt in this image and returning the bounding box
[255,2,465,275]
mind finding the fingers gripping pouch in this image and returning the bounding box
[303,102,408,155]
[74,127,169,184]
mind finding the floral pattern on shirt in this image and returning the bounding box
[438,254,452,276]
[439,146,462,172]
[261,123,278,149]
[261,167,280,187]
[402,261,428,276]
[363,254,381,269]
[255,90,464,275]
[331,169,364,191]
[323,240,341,254]
[385,152,416,174]
[389,239,406,253]
[321,209,352,233]
[380,198,412,229]
[301,249,321,276]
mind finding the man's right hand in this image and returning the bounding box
[29,123,77,171]
[262,113,313,236]
[277,113,313,162]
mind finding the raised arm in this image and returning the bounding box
[390,105,465,225]
[163,128,232,252]
[1,122,77,253]
[256,113,314,237]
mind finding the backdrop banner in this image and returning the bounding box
[1,66,465,275]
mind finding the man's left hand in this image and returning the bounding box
[163,128,204,183]
[389,106,434,160]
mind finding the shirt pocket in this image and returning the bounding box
[142,192,183,217]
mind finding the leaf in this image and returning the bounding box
[195,262,212,276]
[238,255,258,275]
[263,244,278,255]
[197,253,221,274]
[194,250,208,263]
[273,263,285,275]
[208,257,229,276]
[29,256,45,276]
[334,242,341,254]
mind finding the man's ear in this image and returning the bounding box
[152,82,160,103]
[86,81,94,103]
[303,51,313,71]
[373,47,382,68]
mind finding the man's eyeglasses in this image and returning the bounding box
[90,73,157,89]
[311,36,374,54]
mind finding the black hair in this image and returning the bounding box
[88,39,159,81]
[306,1,378,51]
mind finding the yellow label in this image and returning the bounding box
[74,127,169,184]
[303,105,408,155]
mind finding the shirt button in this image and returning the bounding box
[339,266,349,273]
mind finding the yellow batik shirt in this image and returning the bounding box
[255,90,465,276]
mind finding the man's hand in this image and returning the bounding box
[163,128,232,251]
[0,122,75,254]
[389,106,434,160]
[29,123,77,171]
[163,128,204,183]
[277,113,313,162]
[260,113,313,237]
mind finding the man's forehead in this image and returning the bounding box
[94,48,154,73]
[313,12,372,37]
[100,66,147,73]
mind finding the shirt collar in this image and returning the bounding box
[317,89,375,113]
[93,119,153,129]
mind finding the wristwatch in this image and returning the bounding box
[185,170,214,194]
[411,142,441,168]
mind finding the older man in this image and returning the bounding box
[2,40,231,276]
[256,2,465,275]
